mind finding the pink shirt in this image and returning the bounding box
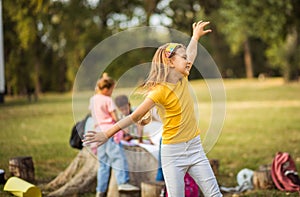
[89,94,123,143]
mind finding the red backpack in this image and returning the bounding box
[271,152,300,193]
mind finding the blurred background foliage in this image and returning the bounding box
[2,0,300,97]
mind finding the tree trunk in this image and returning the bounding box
[34,60,40,100]
[283,27,299,82]
[144,0,159,26]
[208,25,230,77]
[244,38,254,78]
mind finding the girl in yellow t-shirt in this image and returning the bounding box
[83,21,222,197]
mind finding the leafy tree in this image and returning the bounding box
[219,0,299,81]
[263,0,300,81]
[197,0,245,78]
[4,0,299,98]
[218,0,258,78]
[4,0,50,98]
[40,0,102,91]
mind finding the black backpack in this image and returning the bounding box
[69,114,91,149]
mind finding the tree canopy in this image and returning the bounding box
[2,0,300,96]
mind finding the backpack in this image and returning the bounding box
[69,114,91,149]
[271,152,300,193]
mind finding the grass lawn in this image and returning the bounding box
[0,78,299,196]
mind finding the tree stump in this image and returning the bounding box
[45,147,98,196]
[253,169,275,190]
[45,145,157,197]
[141,181,165,197]
[9,156,35,183]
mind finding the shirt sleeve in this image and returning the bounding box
[147,86,162,104]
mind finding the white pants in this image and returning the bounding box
[161,136,222,197]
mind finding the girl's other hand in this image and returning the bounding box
[82,131,108,147]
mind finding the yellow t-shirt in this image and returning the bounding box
[147,77,200,144]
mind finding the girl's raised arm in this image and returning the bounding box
[186,21,212,65]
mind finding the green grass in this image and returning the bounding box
[0,93,78,181]
[0,78,300,196]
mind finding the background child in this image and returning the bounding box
[89,76,139,197]
[114,94,143,143]
[84,21,222,197]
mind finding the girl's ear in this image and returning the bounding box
[168,59,175,68]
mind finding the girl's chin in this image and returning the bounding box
[184,71,190,76]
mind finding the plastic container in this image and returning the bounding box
[3,177,41,197]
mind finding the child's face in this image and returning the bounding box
[118,104,130,116]
[172,48,191,76]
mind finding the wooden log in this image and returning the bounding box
[253,169,275,190]
[119,190,140,197]
[9,156,35,183]
[141,181,165,197]
[107,170,118,197]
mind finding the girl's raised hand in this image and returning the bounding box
[192,21,212,41]
[82,131,108,147]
